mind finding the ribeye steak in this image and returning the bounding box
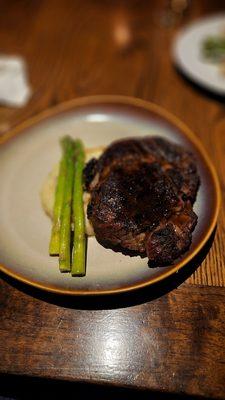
[84,137,200,266]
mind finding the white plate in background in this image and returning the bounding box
[173,14,225,95]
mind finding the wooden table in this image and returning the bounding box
[0,1,225,399]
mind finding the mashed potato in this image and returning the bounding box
[40,146,104,236]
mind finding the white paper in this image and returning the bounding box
[0,55,32,107]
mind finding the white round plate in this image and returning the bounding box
[0,96,220,295]
[173,13,225,95]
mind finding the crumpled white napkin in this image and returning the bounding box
[0,55,32,107]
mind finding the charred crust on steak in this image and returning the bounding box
[85,137,200,266]
[83,158,98,190]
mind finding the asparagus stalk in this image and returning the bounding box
[71,140,86,276]
[58,137,76,272]
[49,137,73,255]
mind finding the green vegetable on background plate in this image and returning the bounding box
[202,36,225,62]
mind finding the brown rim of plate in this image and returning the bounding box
[0,95,221,296]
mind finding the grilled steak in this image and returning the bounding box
[84,137,200,266]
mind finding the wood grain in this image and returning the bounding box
[0,277,225,399]
[0,0,225,398]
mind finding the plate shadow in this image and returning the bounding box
[174,65,225,104]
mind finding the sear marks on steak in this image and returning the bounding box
[84,137,200,266]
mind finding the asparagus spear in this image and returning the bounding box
[58,137,76,272]
[49,137,73,255]
[71,140,86,276]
